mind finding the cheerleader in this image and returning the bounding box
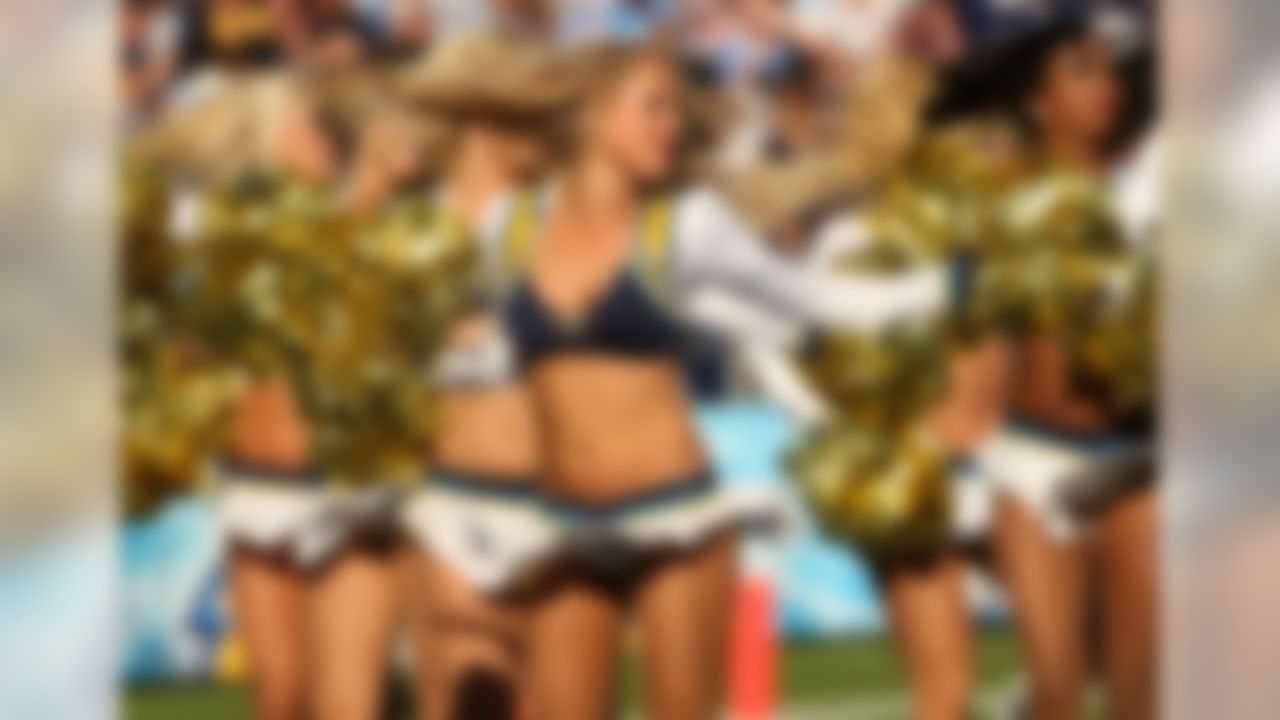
[703,188,1003,720]
[702,55,1012,719]
[972,19,1158,720]
[490,43,943,719]
[388,33,579,720]
[136,75,411,720]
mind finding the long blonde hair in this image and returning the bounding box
[130,74,307,184]
[553,42,724,186]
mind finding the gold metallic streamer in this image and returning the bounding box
[122,168,479,513]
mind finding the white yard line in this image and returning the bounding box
[783,685,1018,720]
[622,681,1023,720]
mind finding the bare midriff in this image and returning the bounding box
[927,337,1011,453]
[527,356,708,505]
[1010,332,1113,434]
[225,381,310,471]
[431,385,540,482]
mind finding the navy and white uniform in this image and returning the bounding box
[398,189,551,592]
[459,185,947,584]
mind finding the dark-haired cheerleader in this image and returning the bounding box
[972,20,1159,720]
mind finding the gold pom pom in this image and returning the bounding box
[789,422,951,558]
[976,163,1129,334]
[798,326,948,426]
[126,172,482,496]
[123,346,242,517]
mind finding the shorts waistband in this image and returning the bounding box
[541,470,716,524]
[218,459,326,485]
[1008,417,1144,454]
[429,468,539,500]
[950,455,977,475]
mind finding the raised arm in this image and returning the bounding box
[672,188,946,334]
[684,287,831,428]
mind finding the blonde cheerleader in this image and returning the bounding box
[477,43,943,720]
[132,74,446,720]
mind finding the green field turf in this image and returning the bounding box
[127,629,1022,719]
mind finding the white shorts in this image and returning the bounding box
[217,464,401,568]
[950,458,994,544]
[401,473,553,593]
[975,422,1143,541]
[529,473,788,586]
[403,471,788,592]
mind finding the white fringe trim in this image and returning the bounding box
[402,483,790,592]
[974,429,1093,541]
[217,478,400,568]
[401,487,555,593]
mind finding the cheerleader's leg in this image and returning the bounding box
[526,571,627,720]
[229,546,309,720]
[635,532,738,720]
[1096,486,1158,720]
[877,551,973,720]
[309,542,401,720]
[403,548,525,720]
[993,495,1088,720]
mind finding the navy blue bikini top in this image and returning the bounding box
[497,189,688,369]
[506,267,684,368]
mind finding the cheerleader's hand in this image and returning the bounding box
[226,380,312,471]
[348,110,427,216]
